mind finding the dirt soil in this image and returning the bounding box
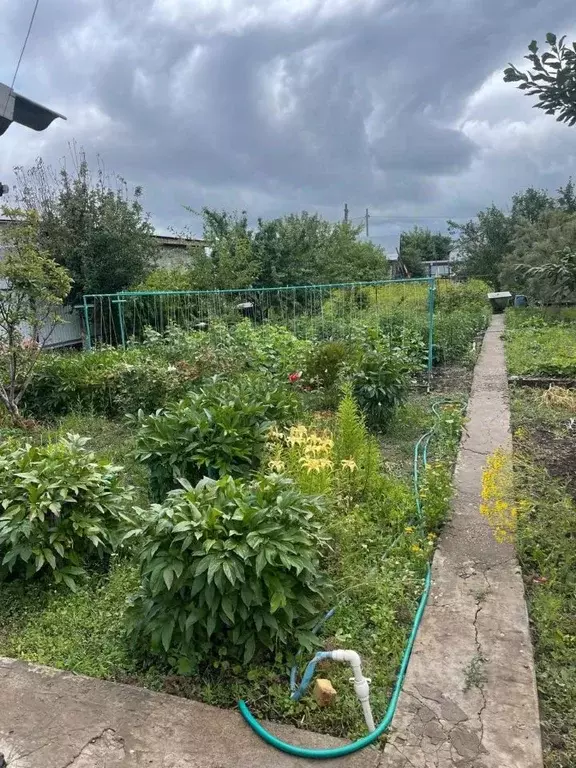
[431,365,473,397]
[529,425,576,500]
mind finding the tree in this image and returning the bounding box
[14,152,157,304]
[527,248,576,301]
[0,209,71,421]
[185,208,260,290]
[320,223,388,284]
[504,34,576,125]
[254,212,332,287]
[398,226,452,278]
[510,187,555,223]
[448,205,513,289]
[557,178,576,213]
[181,209,388,290]
[500,210,576,301]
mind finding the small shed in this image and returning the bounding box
[487,291,512,313]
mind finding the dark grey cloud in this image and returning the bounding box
[1,0,576,252]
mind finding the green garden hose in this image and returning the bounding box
[239,400,463,759]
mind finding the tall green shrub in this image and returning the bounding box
[134,375,300,500]
[126,475,330,670]
[0,434,135,588]
[351,351,411,431]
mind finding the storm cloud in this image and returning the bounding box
[1,0,575,249]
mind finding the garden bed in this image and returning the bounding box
[505,307,576,379]
[0,384,466,741]
[509,387,576,768]
[0,282,487,741]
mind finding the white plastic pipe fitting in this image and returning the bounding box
[329,649,375,732]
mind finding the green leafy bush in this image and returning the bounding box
[435,279,491,313]
[0,434,135,589]
[23,348,195,419]
[305,341,352,389]
[220,322,312,377]
[506,306,576,329]
[434,308,489,365]
[126,474,330,670]
[351,351,411,431]
[134,375,300,501]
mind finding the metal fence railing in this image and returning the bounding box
[81,277,436,376]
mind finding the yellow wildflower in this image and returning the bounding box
[410,544,422,553]
[268,459,286,472]
[341,458,358,471]
[479,447,517,543]
[404,526,415,534]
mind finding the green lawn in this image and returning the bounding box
[505,308,576,378]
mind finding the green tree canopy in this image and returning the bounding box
[500,210,576,302]
[184,208,260,290]
[14,153,157,304]
[398,226,452,278]
[510,187,556,224]
[557,178,576,213]
[0,208,71,421]
[179,209,388,290]
[449,205,513,289]
[504,34,576,126]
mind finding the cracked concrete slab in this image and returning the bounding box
[382,315,543,768]
[0,657,380,768]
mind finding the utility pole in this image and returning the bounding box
[365,208,370,238]
[344,203,349,223]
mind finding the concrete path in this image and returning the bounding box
[383,315,543,768]
[0,656,380,768]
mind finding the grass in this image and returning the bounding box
[505,308,576,378]
[510,387,576,768]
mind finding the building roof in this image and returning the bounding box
[152,233,204,249]
[0,82,66,136]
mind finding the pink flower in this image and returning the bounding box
[288,371,302,383]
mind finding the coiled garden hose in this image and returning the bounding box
[239,399,464,759]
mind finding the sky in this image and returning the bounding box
[1,0,575,252]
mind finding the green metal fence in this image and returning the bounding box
[81,277,436,375]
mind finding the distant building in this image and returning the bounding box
[423,259,454,278]
[152,233,205,269]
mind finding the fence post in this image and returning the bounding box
[427,278,435,391]
[82,296,92,351]
[113,294,127,349]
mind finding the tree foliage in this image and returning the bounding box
[557,178,576,213]
[449,205,513,289]
[501,211,576,302]
[176,209,388,290]
[398,226,452,278]
[504,34,576,126]
[449,180,576,301]
[14,152,157,304]
[511,187,555,224]
[0,209,71,420]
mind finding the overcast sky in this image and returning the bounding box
[1,0,575,251]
